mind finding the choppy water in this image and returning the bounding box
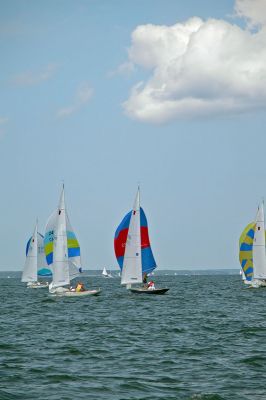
[0,272,266,400]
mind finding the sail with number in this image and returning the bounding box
[44,186,82,290]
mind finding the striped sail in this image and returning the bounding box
[44,186,82,288]
[114,189,156,282]
[239,222,255,282]
[44,211,82,273]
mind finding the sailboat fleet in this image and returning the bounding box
[21,185,266,295]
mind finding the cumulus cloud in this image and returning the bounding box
[122,1,266,123]
[12,64,58,86]
[57,82,93,118]
[235,0,266,28]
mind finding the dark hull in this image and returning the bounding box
[130,288,169,295]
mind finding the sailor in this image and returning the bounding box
[143,273,148,288]
[75,282,85,292]
[147,280,155,290]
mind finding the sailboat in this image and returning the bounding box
[44,185,100,296]
[114,187,169,295]
[239,201,266,288]
[239,222,254,285]
[102,267,113,278]
[21,221,50,288]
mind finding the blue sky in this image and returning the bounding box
[1,0,266,270]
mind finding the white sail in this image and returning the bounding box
[121,188,142,286]
[51,187,70,288]
[253,202,266,280]
[22,222,38,283]
[102,267,108,276]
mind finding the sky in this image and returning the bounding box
[1,0,266,271]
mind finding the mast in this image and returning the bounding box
[52,185,70,288]
[121,187,142,287]
[253,201,266,280]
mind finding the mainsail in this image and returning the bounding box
[114,188,156,285]
[44,186,81,288]
[253,202,266,279]
[22,223,38,283]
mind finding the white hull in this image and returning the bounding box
[27,282,49,289]
[49,288,101,296]
[250,279,266,288]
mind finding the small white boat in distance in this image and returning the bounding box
[102,267,113,278]
[21,220,49,289]
[45,185,100,297]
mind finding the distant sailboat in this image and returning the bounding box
[102,267,113,278]
[239,222,254,285]
[44,185,100,296]
[114,187,169,295]
[21,221,50,288]
[239,202,266,288]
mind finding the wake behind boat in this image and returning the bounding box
[44,185,101,297]
[114,186,169,295]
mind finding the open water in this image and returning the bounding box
[0,271,266,400]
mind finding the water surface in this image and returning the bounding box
[0,272,265,400]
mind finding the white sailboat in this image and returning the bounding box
[102,267,113,278]
[114,187,169,294]
[21,221,49,288]
[251,202,266,288]
[46,186,100,296]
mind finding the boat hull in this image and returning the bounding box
[248,279,266,289]
[130,288,169,295]
[50,289,101,297]
[27,283,49,289]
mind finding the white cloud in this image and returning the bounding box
[123,1,266,123]
[235,0,266,28]
[12,64,58,86]
[57,82,93,118]
[108,61,135,77]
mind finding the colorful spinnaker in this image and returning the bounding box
[44,186,82,292]
[114,187,156,286]
[239,222,255,282]
[44,200,82,276]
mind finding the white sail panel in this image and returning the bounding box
[22,222,38,283]
[121,188,142,285]
[52,187,70,288]
[253,202,266,279]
